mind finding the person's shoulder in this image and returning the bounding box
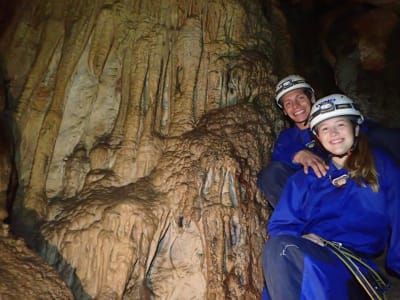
[372,147,398,170]
[371,148,400,190]
[363,118,380,127]
[359,118,377,132]
[277,126,298,138]
[289,166,319,186]
[373,147,393,159]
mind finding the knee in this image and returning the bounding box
[262,235,304,287]
[264,235,299,255]
[263,236,300,267]
[258,161,295,182]
[257,161,287,188]
[257,162,295,207]
[258,161,280,179]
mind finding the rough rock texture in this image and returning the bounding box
[0,0,277,298]
[1,0,276,219]
[40,104,273,299]
[0,224,74,299]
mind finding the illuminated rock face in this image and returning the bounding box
[0,226,74,299]
[1,0,276,218]
[38,104,274,299]
[0,0,277,298]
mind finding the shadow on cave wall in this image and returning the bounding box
[271,0,340,97]
[0,58,18,225]
[36,232,92,300]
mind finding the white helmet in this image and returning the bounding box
[309,94,364,134]
[275,74,314,108]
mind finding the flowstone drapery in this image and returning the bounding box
[0,0,278,298]
[40,104,273,299]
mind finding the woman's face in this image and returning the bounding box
[316,117,358,156]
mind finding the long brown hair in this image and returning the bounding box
[345,132,379,192]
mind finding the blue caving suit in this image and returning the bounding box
[257,120,400,208]
[262,149,400,299]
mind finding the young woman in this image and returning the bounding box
[257,75,400,209]
[262,94,400,300]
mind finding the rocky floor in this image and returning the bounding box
[387,276,400,299]
[376,252,400,300]
[0,224,74,299]
[0,222,399,299]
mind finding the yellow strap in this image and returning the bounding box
[320,238,388,300]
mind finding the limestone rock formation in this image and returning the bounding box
[0,0,277,298]
[0,224,74,299]
[40,104,273,299]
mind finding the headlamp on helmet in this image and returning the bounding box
[275,74,314,108]
[309,94,364,135]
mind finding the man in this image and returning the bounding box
[257,75,328,208]
[257,74,400,208]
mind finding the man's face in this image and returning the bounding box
[281,89,312,129]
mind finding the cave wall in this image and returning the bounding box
[0,0,279,298]
[0,0,277,221]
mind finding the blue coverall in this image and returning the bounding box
[257,120,400,208]
[262,149,400,299]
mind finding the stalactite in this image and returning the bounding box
[0,1,274,298]
[25,4,100,217]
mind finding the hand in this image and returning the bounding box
[293,150,329,178]
[302,233,325,247]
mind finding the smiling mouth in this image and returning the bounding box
[330,138,344,145]
[294,110,305,116]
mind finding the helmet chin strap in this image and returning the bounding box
[329,147,353,158]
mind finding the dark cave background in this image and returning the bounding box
[265,0,400,127]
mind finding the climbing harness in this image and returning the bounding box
[320,238,390,300]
